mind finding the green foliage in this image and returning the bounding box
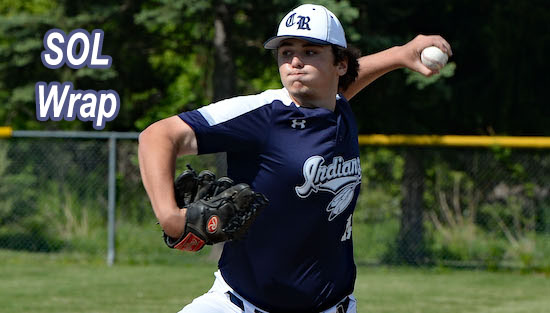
[1,0,549,273]
[353,147,403,264]
[133,0,216,129]
[353,218,399,264]
[34,181,104,241]
[405,62,456,90]
[427,220,507,269]
[352,146,550,269]
[0,140,49,250]
[134,53,212,130]
[0,0,56,15]
[1,0,547,135]
[421,148,550,269]
[355,147,403,223]
[0,141,13,222]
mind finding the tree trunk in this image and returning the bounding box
[209,1,235,262]
[397,148,426,265]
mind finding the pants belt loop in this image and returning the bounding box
[227,290,266,313]
[335,296,350,313]
[226,291,244,311]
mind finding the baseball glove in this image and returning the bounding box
[164,165,268,252]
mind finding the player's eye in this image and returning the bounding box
[305,50,317,56]
[278,49,291,57]
[282,50,292,56]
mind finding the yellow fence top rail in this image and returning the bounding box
[358,134,550,149]
[0,126,12,138]
[2,128,549,148]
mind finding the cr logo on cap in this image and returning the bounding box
[285,13,311,30]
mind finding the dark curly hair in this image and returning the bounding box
[332,45,361,92]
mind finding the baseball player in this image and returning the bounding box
[138,4,452,313]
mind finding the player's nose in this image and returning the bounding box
[290,55,304,68]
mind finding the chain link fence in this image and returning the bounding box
[354,146,550,270]
[0,132,549,270]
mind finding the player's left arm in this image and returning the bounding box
[343,34,452,100]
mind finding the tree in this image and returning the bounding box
[397,148,426,264]
[0,0,170,130]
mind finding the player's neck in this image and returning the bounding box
[288,91,337,111]
[301,99,336,111]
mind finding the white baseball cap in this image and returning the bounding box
[264,4,347,49]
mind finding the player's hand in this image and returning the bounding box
[163,166,268,252]
[398,34,453,76]
[158,205,187,239]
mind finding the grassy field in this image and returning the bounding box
[1,251,550,313]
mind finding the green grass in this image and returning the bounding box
[355,267,550,313]
[0,250,217,313]
[1,251,550,313]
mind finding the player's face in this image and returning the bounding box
[277,39,347,108]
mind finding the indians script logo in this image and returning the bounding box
[296,156,361,221]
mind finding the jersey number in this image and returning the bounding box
[341,214,352,241]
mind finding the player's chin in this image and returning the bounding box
[287,85,313,99]
[287,80,311,93]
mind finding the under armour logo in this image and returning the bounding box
[291,119,306,129]
[285,13,311,30]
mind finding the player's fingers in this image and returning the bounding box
[441,39,453,56]
[431,36,453,57]
[419,34,453,57]
[436,41,453,57]
[414,60,436,77]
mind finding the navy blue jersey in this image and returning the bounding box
[179,88,361,312]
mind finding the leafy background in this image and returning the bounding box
[0,0,549,271]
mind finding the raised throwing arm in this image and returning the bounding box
[343,34,452,100]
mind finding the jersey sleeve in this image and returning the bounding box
[178,91,276,155]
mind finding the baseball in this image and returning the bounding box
[420,46,449,70]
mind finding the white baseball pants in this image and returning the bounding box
[178,271,357,313]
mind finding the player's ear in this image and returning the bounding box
[332,45,348,77]
[336,58,348,77]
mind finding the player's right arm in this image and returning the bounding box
[343,34,452,100]
[138,116,198,238]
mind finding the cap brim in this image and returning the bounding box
[263,35,331,49]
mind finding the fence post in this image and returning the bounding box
[107,135,117,266]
